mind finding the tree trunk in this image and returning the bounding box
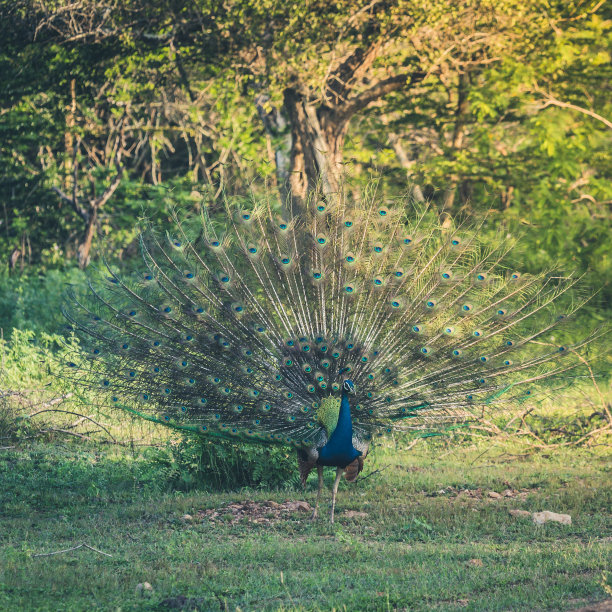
[386,131,425,203]
[283,88,348,208]
[77,207,97,269]
[443,72,470,211]
[255,94,292,205]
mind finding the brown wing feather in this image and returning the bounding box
[343,455,365,482]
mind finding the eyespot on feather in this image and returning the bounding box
[315,233,328,248]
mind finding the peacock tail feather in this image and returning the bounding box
[63,187,606,453]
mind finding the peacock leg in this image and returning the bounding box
[330,466,343,524]
[311,465,324,520]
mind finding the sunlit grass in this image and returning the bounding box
[1,438,610,611]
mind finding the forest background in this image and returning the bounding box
[0,0,610,439]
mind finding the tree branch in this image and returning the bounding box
[92,157,124,210]
[52,185,89,221]
[534,87,612,130]
[336,71,426,123]
[324,39,383,106]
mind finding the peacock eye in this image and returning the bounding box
[344,221,353,227]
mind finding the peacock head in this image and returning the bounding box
[343,379,356,394]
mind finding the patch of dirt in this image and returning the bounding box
[196,500,312,525]
[343,510,368,519]
[159,595,206,610]
[570,599,612,612]
[430,487,530,501]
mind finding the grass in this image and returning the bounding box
[0,438,610,611]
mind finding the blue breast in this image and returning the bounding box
[317,391,361,468]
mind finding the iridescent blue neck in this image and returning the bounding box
[317,389,361,468]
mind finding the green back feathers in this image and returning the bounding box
[317,397,341,438]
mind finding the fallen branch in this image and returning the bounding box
[25,408,117,443]
[357,466,389,482]
[33,543,113,558]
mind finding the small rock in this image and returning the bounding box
[295,501,311,513]
[503,489,515,497]
[344,510,368,518]
[467,558,484,567]
[180,514,194,523]
[136,582,154,596]
[532,511,571,525]
[265,501,281,508]
[487,491,502,499]
[509,509,531,518]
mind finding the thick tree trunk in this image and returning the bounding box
[283,88,348,209]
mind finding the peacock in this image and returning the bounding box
[63,187,602,522]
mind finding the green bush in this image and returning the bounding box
[145,436,301,491]
[0,267,87,336]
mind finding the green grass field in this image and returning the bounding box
[1,438,610,611]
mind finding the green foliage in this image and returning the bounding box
[0,268,86,335]
[145,437,300,491]
[1,0,610,295]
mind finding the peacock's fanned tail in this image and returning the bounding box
[63,189,605,450]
